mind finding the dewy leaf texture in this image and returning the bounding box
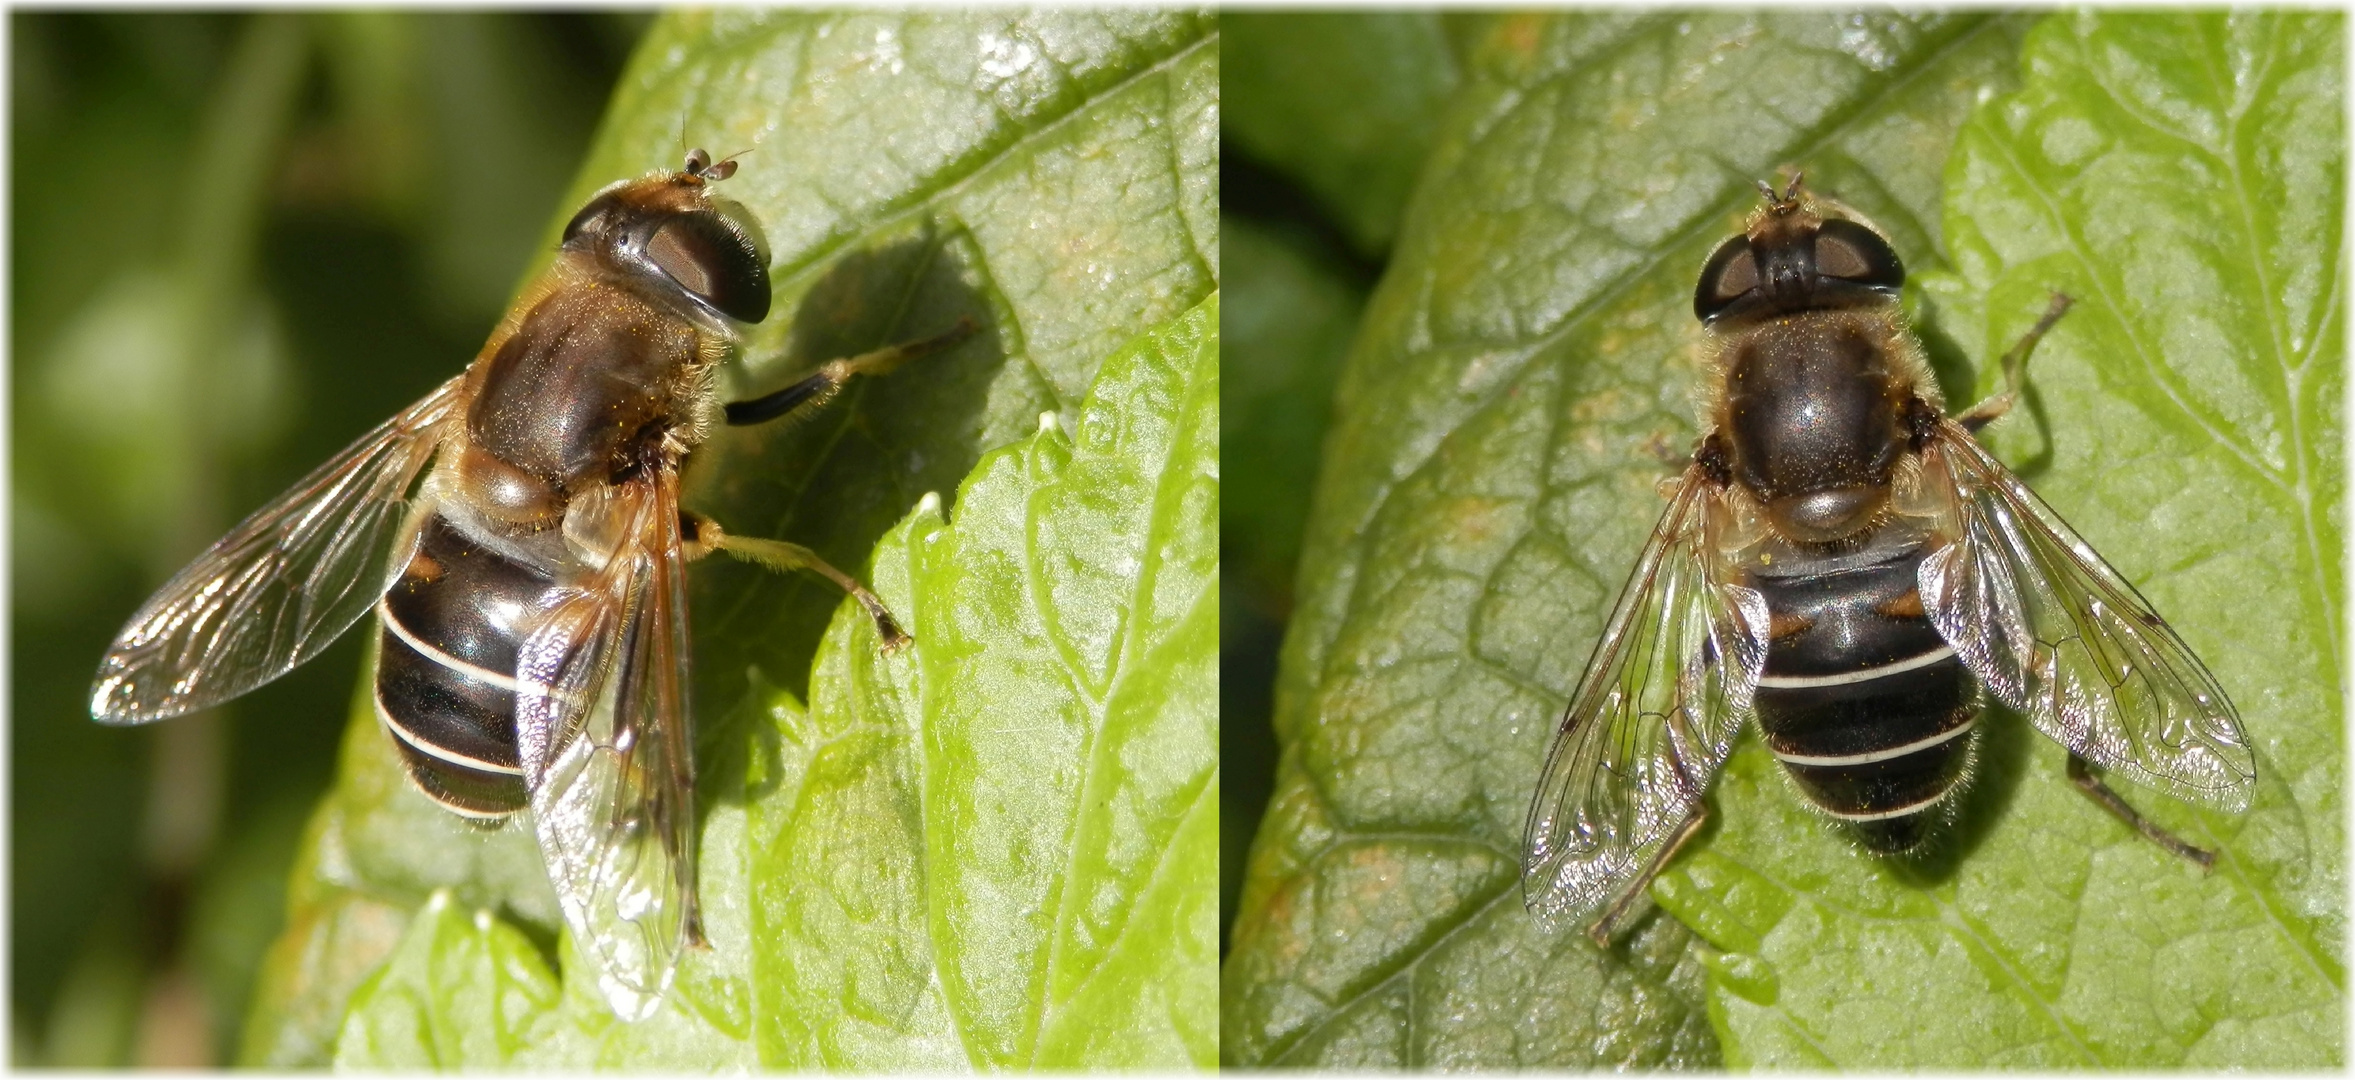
[242,10,1217,1068]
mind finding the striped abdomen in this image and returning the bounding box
[375,511,562,820]
[1751,538,1976,852]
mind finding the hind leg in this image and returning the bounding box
[682,513,910,650]
[2066,754,2215,868]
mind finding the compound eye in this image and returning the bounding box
[1693,234,1758,322]
[1813,219,1904,292]
[561,191,622,245]
[684,147,711,175]
[645,212,771,323]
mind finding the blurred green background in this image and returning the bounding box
[1219,11,1457,951]
[10,11,647,1066]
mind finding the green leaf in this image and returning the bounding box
[1670,12,2342,1066]
[237,888,413,1066]
[1224,13,1458,256]
[241,10,1217,1067]
[331,890,563,1069]
[748,292,1217,1069]
[1223,11,2055,1068]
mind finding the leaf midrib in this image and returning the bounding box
[1033,306,1216,1063]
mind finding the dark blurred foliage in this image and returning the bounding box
[1224,12,1459,258]
[1218,12,1459,953]
[1217,200,1371,952]
[9,11,646,1066]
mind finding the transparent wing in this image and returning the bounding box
[1522,471,1769,931]
[91,377,464,723]
[1918,421,2255,811]
[516,472,696,1021]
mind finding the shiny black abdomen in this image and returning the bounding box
[374,511,564,818]
[468,283,700,491]
[1750,536,1977,852]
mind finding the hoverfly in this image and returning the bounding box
[90,149,972,1018]
[1522,175,2256,945]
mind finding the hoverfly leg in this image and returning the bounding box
[2065,754,2216,870]
[1958,293,2073,432]
[723,318,978,426]
[1586,805,1710,949]
[684,514,911,651]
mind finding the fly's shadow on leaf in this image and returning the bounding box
[688,221,1003,711]
[704,668,790,814]
[1911,296,1980,410]
[1875,705,2034,886]
[1910,291,2059,479]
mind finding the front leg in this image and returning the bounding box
[723,318,977,426]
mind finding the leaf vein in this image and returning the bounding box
[1970,108,2287,492]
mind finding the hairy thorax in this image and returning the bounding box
[455,273,708,536]
[1713,307,1921,544]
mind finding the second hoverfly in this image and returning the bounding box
[90,149,972,1018]
[1522,175,2256,944]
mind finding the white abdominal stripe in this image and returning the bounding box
[1758,640,1977,824]
[1755,643,1956,690]
[373,682,523,778]
[1770,714,1976,769]
[374,596,591,791]
[377,596,587,707]
[380,598,529,694]
[1818,788,1953,822]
